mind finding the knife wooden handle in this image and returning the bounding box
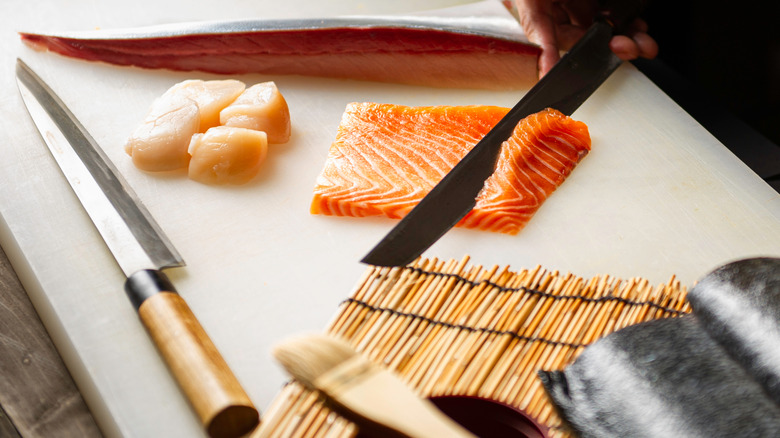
[126,270,259,438]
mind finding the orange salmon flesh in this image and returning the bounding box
[311,103,591,235]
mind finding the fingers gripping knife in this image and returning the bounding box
[15,59,259,438]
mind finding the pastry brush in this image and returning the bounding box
[272,334,476,438]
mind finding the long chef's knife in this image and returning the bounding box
[15,59,259,438]
[362,1,643,267]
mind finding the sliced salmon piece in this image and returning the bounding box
[463,108,592,234]
[310,103,590,235]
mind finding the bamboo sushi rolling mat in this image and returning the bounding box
[252,256,691,438]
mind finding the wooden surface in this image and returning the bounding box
[0,246,101,437]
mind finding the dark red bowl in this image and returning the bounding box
[428,395,548,438]
[354,395,548,437]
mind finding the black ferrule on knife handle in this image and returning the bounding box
[597,0,647,34]
[125,269,178,310]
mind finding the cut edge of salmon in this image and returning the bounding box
[461,108,591,234]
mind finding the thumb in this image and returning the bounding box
[537,40,561,77]
[515,0,560,77]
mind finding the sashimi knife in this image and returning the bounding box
[15,59,259,438]
[361,1,644,267]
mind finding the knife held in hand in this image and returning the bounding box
[361,0,644,267]
[15,58,259,438]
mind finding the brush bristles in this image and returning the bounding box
[272,334,358,388]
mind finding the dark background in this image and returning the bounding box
[638,0,780,187]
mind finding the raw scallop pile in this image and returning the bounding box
[311,103,591,234]
[124,79,291,185]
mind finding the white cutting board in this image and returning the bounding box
[1,1,779,437]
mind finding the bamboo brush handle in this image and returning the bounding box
[126,270,259,438]
[322,358,476,438]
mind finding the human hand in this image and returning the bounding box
[514,0,659,77]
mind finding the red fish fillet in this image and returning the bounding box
[310,103,591,235]
[19,10,540,90]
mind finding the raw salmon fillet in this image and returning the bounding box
[310,103,591,234]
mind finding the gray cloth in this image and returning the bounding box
[540,258,780,437]
[688,258,780,404]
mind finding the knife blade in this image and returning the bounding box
[16,58,259,438]
[361,2,642,267]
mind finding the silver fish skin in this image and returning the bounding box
[19,1,540,89]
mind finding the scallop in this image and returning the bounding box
[220,82,291,143]
[124,93,200,172]
[167,79,245,131]
[187,126,268,185]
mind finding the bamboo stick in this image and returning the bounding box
[405,264,496,388]
[268,385,314,438]
[328,266,392,339]
[460,268,565,392]
[384,257,473,370]
[424,265,508,394]
[478,266,545,398]
[465,272,534,395]
[446,269,520,394]
[252,384,303,438]
[351,261,425,349]
[326,265,381,334]
[285,391,321,438]
[377,258,460,361]
[296,404,331,438]
[391,262,485,377]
